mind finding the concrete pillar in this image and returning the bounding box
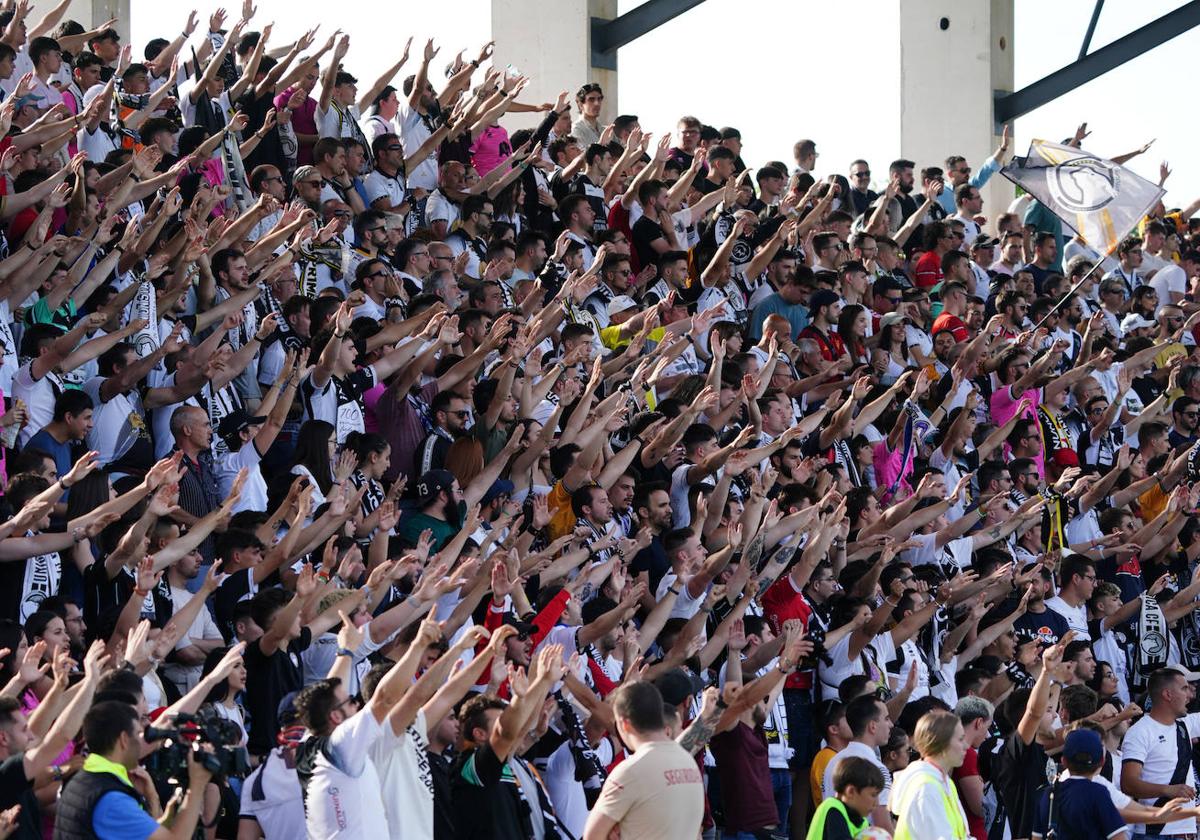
[898,0,1014,223]
[490,0,616,131]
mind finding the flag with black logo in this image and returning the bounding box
[1000,139,1164,252]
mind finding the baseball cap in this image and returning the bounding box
[652,668,706,707]
[415,469,455,506]
[971,234,999,250]
[808,288,840,318]
[1120,313,1156,333]
[607,295,638,316]
[879,311,905,329]
[1062,728,1104,771]
[480,479,514,507]
[13,93,44,110]
[1163,664,1200,682]
[217,408,267,440]
[1052,449,1080,468]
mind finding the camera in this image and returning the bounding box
[144,709,249,785]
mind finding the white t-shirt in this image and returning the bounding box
[901,531,973,572]
[240,748,306,840]
[301,709,389,840]
[820,632,896,701]
[12,362,62,447]
[161,584,224,694]
[216,441,269,513]
[654,570,706,621]
[83,377,150,467]
[424,188,459,230]
[370,709,434,840]
[364,168,406,210]
[0,300,17,393]
[1121,712,1200,835]
[1044,596,1091,640]
[396,100,436,191]
[823,740,892,801]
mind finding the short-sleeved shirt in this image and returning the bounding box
[1032,777,1126,840]
[300,366,378,444]
[92,788,159,840]
[0,754,40,840]
[1121,712,1200,835]
[589,739,705,840]
[296,709,389,840]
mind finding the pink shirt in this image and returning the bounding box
[275,87,318,164]
[470,124,511,176]
[873,439,912,503]
[990,384,1045,477]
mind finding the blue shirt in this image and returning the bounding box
[748,293,809,342]
[92,790,159,840]
[936,154,1001,216]
[1032,777,1125,840]
[25,430,78,498]
[1023,201,1066,272]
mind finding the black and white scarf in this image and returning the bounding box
[1131,593,1169,692]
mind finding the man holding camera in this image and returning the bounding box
[53,699,213,840]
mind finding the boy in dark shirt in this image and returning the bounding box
[807,755,883,840]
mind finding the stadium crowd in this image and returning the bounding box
[1,2,1200,839]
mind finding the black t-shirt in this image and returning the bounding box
[0,754,40,840]
[450,742,540,840]
[244,627,312,756]
[214,569,257,643]
[1014,608,1071,647]
[631,215,666,271]
[430,748,455,840]
[993,733,1049,840]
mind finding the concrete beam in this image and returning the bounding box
[899,0,1014,221]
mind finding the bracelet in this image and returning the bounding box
[336,648,354,657]
[334,331,347,339]
[667,586,680,596]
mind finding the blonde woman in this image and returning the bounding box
[889,708,971,840]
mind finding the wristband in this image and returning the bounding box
[334,331,347,339]
[336,648,354,658]
[667,586,680,596]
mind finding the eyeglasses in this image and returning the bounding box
[384,145,403,151]
[476,210,493,219]
[262,175,283,183]
[885,296,903,305]
[300,179,321,187]
[853,171,870,178]
[449,409,471,419]
[366,226,386,234]
[365,269,392,280]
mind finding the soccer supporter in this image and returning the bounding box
[0,5,1194,839]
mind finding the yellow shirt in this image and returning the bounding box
[811,746,837,807]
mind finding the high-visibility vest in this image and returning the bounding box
[806,797,868,840]
[893,771,969,840]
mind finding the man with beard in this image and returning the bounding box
[630,482,674,592]
[572,483,618,561]
[416,391,472,476]
[608,473,636,538]
[398,469,465,551]
[446,195,493,280]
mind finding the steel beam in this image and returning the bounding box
[590,0,707,69]
[1079,0,1105,59]
[996,0,1200,123]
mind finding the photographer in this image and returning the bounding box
[53,700,212,840]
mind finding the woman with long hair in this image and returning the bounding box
[837,304,870,367]
[344,430,392,538]
[290,420,337,505]
[890,709,971,839]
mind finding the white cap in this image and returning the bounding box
[608,295,638,316]
[1120,312,1156,334]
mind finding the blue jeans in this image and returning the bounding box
[782,687,816,771]
[771,768,792,830]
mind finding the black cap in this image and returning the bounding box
[217,408,267,440]
[652,668,706,707]
[415,469,455,506]
[808,288,840,318]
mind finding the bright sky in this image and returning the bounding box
[130,0,1200,207]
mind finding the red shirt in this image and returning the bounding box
[953,746,986,840]
[797,324,845,363]
[931,312,969,343]
[762,575,813,690]
[914,250,944,288]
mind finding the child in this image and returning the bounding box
[810,700,852,809]
[808,756,885,840]
[1032,728,1127,840]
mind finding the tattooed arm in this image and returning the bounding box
[677,686,723,755]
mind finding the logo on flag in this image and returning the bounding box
[1001,140,1164,254]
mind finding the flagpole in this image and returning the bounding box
[1032,237,1124,332]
